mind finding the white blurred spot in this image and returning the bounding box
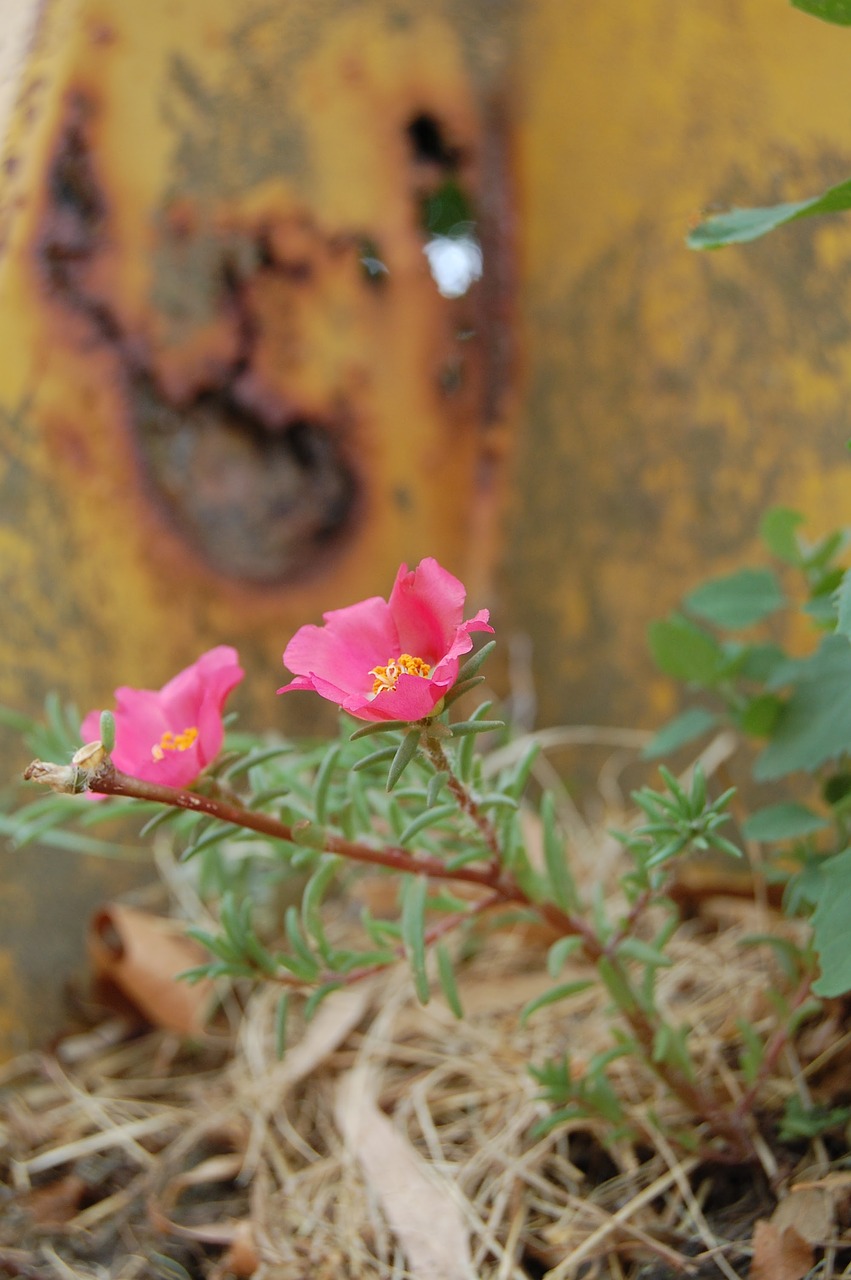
[423,235,483,298]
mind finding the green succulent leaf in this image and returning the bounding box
[401,874,431,1004]
[386,729,422,791]
[436,942,463,1018]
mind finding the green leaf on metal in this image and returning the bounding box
[687,176,851,249]
[835,570,851,645]
[647,615,726,685]
[760,507,805,564]
[742,802,828,842]
[684,568,785,630]
[792,0,851,24]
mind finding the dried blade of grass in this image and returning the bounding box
[335,1064,475,1280]
[542,1159,700,1279]
[20,1112,183,1178]
[240,984,374,1178]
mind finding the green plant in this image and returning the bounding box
[8,541,837,1167]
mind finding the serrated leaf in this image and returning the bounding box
[836,570,851,645]
[647,615,725,685]
[742,802,828,842]
[792,0,851,23]
[736,692,784,738]
[810,846,851,996]
[755,635,851,780]
[684,568,785,630]
[687,176,851,249]
[401,874,430,1004]
[642,707,718,760]
[760,507,805,564]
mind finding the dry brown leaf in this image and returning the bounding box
[20,1172,87,1226]
[750,1218,813,1280]
[87,903,215,1036]
[216,1219,260,1278]
[335,1066,474,1280]
[771,1186,834,1244]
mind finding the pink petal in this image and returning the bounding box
[282,597,397,697]
[388,558,467,660]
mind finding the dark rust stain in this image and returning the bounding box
[34,93,362,586]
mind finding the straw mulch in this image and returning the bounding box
[2,785,851,1277]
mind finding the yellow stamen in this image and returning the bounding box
[151,725,199,761]
[370,653,431,694]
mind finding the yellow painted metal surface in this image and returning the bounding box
[3,0,851,1050]
[0,0,516,1053]
[506,0,851,740]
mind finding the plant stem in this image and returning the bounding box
[422,732,501,858]
[29,753,757,1158]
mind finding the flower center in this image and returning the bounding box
[370,653,431,694]
[151,725,199,761]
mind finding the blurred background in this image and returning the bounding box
[2,0,851,1054]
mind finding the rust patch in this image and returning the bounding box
[130,377,358,583]
[34,92,362,585]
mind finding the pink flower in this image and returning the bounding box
[81,646,244,789]
[278,558,493,722]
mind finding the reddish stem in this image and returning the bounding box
[39,756,757,1158]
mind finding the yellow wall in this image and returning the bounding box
[3,0,851,1050]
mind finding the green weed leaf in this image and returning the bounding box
[760,507,805,564]
[647,616,726,685]
[792,0,851,24]
[755,636,851,780]
[642,707,718,760]
[742,802,828,842]
[687,176,851,249]
[684,568,785,630]
[810,846,851,995]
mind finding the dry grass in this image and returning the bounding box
[2,747,851,1278]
